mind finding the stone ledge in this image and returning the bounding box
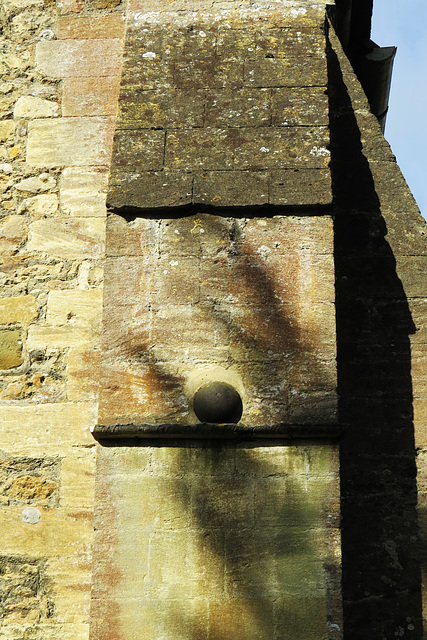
[92,422,342,440]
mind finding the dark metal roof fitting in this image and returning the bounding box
[353,44,397,131]
[329,0,396,132]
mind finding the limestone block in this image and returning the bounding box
[27,218,105,259]
[1,403,96,453]
[15,174,56,193]
[60,167,108,217]
[117,89,205,129]
[0,329,23,369]
[27,326,92,349]
[13,96,59,119]
[62,76,121,117]
[0,120,15,142]
[216,26,324,58]
[193,170,269,206]
[60,450,96,509]
[46,289,102,328]
[395,256,427,298]
[67,347,101,402]
[108,170,193,210]
[36,39,123,79]
[204,88,271,127]
[56,15,125,39]
[112,129,165,171]
[232,126,330,170]
[0,294,38,325]
[269,168,332,205]
[26,117,115,168]
[21,193,58,219]
[271,87,329,126]
[0,215,28,258]
[164,128,234,171]
[245,57,327,88]
[0,507,93,557]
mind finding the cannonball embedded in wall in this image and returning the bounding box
[193,381,243,424]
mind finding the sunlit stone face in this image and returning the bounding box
[98,214,337,427]
[92,442,342,640]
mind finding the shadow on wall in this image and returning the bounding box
[327,27,423,640]
[91,440,341,640]
[99,211,335,427]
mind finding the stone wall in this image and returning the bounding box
[1,0,427,638]
[0,0,123,637]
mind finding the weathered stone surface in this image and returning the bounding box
[60,167,108,217]
[62,76,121,117]
[0,120,15,141]
[205,88,271,128]
[108,170,193,210]
[245,57,327,88]
[36,39,123,78]
[46,289,102,328]
[0,329,23,369]
[13,96,59,119]
[270,168,332,205]
[15,174,56,193]
[271,87,329,126]
[109,10,329,209]
[0,295,38,325]
[117,89,205,129]
[20,194,59,219]
[26,117,115,168]
[99,214,336,426]
[26,218,105,258]
[5,475,57,502]
[93,444,341,640]
[193,170,268,206]
[56,15,125,39]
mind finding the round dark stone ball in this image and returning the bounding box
[193,381,243,424]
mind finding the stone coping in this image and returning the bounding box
[92,422,341,440]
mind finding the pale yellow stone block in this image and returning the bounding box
[46,289,102,328]
[14,96,59,118]
[0,294,38,325]
[108,597,208,640]
[60,450,96,509]
[60,167,109,217]
[1,403,96,452]
[36,39,123,79]
[26,218,105,258]
[27,325,92,349]
[22,193,58,219]
[0,119,15,141]
[26,117,114,168]
[47,557,92,623]
[1,507,93,556]
[148,530,225,599]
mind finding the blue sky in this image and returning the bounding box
[371,0,427,219]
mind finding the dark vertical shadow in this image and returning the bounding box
[327,28,423,639]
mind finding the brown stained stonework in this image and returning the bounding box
[62,77,121,117]
[108,6,331,211]
[98,213,336,427]
[56,15,126,39]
